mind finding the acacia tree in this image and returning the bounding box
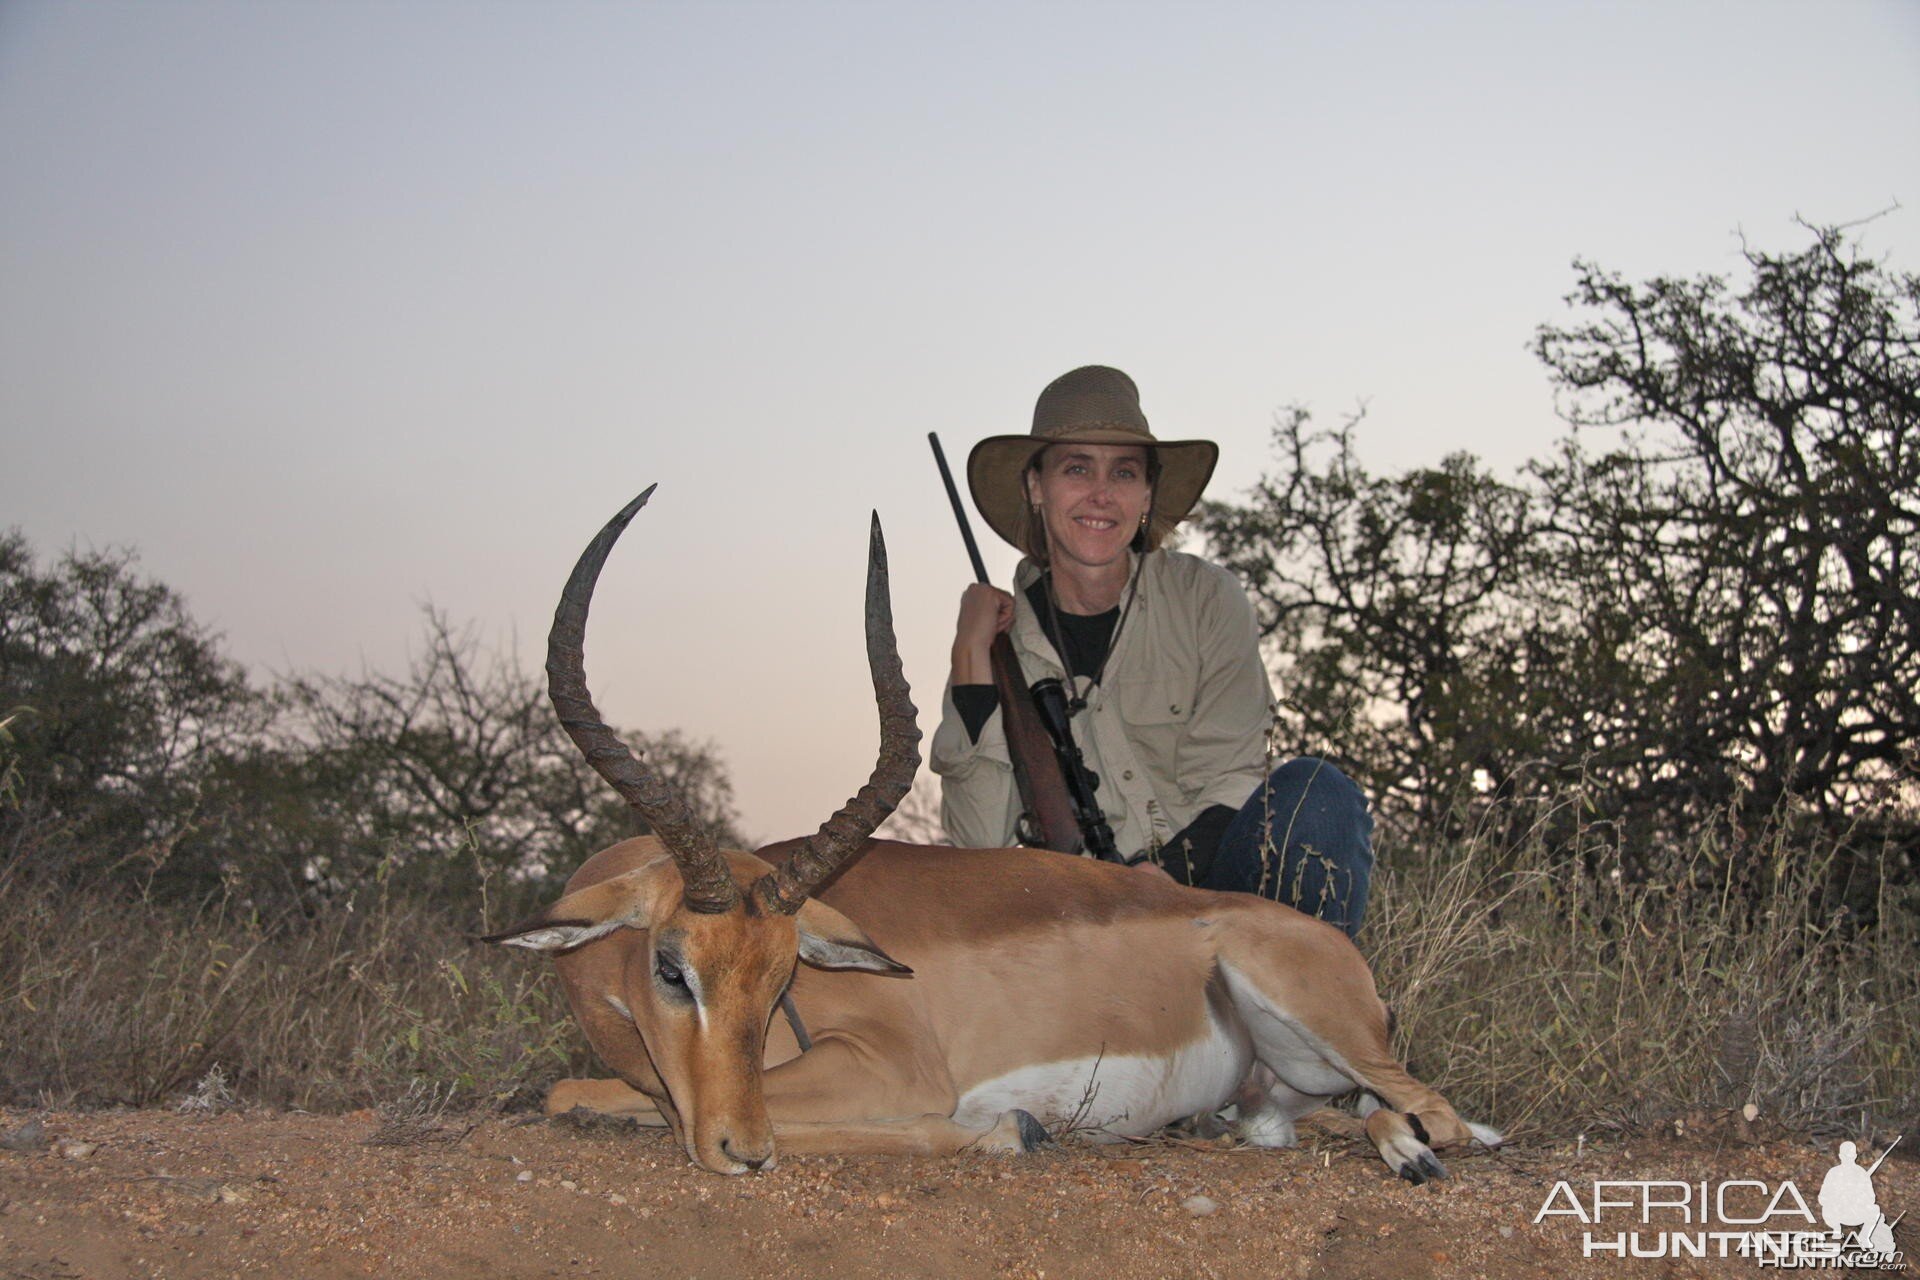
[279,607,744,895]
[1,536,745,903]
[0,533,268,884]
[1532,222,1920,835]
[1201,222,1919,855]
[1198,410,1545,830]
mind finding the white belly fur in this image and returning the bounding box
[953,1019,1251,1139]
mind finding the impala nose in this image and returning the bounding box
[721,1138,773,1172]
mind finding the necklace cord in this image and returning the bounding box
[1038,553,1144,714]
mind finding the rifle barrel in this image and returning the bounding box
[928,433,990,584]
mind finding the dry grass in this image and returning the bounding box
[1363,806,1918,1144]
[0,867,588,1112]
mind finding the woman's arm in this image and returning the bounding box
[950,582,1013,686]
[930,583,1022,848]
[1180,563,1276,814]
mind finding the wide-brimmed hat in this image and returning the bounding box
[967,365,1219,555]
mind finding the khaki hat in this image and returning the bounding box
[967,366,1220,555]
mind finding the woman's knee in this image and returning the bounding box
[1266,758,1370,830]
[1268,756,1359,797]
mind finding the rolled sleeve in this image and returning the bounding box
[930,679,1020,848]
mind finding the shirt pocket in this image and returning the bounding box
[1115,677,1194,791]
[1118,677,1196,727]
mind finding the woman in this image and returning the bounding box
[930,365,1375,936]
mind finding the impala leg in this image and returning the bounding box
[1234,1004,1466,1182]
[1217,914,1495,1184]
[765,1111,1048,1158]
[545,1077,667,1121]
[1227,1067,1326,1149]
[1345,1057,1475,1183]
[541,1074,1034,1157]
[543,1077,688,1152]
[759,1033,1048,1158]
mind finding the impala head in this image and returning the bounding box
[486,488,920,1174]
[489,849,908,1173]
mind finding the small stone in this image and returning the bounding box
[217,1185,252,1205]
[1182,1195,1219,1217]
[1742,1102,1760,1122]
[56,1140,97,1159]
[560,1180,578,1192]
[1499,1225,1514,1238]
[516,1171,533,1183]
[608,1194,627,1206]
[0,1118,46,1153]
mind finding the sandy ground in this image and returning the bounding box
[1,1108,1911,1279]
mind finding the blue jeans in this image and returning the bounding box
[1201,758,1374,938]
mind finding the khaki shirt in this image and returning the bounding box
[931,549,1275,858]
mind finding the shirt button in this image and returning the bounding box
[1170,704,1183,715]
[1123,770,1134,781]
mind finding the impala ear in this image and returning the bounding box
[484,918,634,953]
[481,864,672,953]
[793,899,912,975]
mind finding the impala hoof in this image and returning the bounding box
[1396,1151,1449,1185]
[1014,1110,1052,1153]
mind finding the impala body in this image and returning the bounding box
[491,490,1498,1179]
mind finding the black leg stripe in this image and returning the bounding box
[1406,1112,1431,1145]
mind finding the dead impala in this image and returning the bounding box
[487,488,1500,1178]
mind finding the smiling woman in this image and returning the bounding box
[1021,443,1155,595]
[932,366,1378,937]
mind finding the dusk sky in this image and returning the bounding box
[3,1,1916,843]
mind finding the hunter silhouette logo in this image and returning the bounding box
[1819,1138,1902,1257]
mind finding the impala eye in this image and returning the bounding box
[655,953,690,993]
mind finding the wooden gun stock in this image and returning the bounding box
[989,632,1084,854]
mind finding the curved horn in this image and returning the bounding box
[548,487,739,914]
[754,513,921,916]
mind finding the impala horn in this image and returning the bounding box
[547,486,740,914]
[752,512,921,916]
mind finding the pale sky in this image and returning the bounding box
[3,1,1916,844]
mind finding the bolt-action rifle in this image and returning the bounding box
[929,434,1121,860]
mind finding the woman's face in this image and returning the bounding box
[1024,443,1153,575]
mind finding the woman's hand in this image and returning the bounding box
[951,584,1014,685]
